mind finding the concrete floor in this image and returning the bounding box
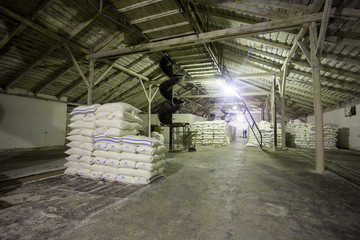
[0,140,360,239]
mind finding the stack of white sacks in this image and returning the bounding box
[191,120,231,146]
[287,122,338,149]
[64,102,167,184]
[246,121,282,148]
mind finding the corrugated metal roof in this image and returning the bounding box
[0,0,359,119]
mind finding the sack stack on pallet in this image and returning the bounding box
[65,104,99,176]
[287,122,338,149]
[324,123,338,150]
[64,102,167,184]
[246,121,282,148]
[191,120,232,146]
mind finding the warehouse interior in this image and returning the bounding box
[0,0,360,239]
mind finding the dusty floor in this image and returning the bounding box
[0,141,359,240]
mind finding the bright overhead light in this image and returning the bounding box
[220,83,240,98]
[232,106,237,110]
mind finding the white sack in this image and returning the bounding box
[116,175,133,184]
[103,173,118,182]
[66,135,93,143]
[65,148,92,157]
[121,152,160,163]
[93,150,122,160]
[92,164,118,174]
[121,135,161,147]
[89,171,104,180]
[64,167,78,176]
[120,160,137,168]
[70,104,100,115]
[96,102,140,114]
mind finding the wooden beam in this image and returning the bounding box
[195,0,292,20]
[0,5,88,54]
[242,36,291,51]
[75,54,152,102]
[87,59,95,105]
[238,0,309,12]
[142,21,189,34]
[63,42,89,87]
[0,0,55,49]
[68,4,110,38]
[117,0,162,12]
[86,13,323,59]
[316,0,333,55]
[179,92,268,98]
[297,41,311,65]
[104,61,149,81]
[310,21,325,173]
[93,32,125,53]
[107,62,159,103]
[130,9,180,24]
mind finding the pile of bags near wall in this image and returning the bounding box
[191,120,232,146]
[287,122,338,149]
[64,102,167,184]
[246,121,282,148]
[151,131,165,145]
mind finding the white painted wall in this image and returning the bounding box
[0,94,67,149]
[307,104,360,151]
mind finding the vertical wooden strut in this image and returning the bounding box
[309,22,325,173]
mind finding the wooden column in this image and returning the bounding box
[280,97,286,148]
[265,95,271,121]
[88,59,94,105]
[280,66,288,149]
[271,76,277,148]
[309,22,325,173]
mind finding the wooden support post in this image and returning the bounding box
[309,22,325,173]
[88,59,95,105]
[280,66,287,149]
[265,95,271,122]
[280,97,286,148]
[272,76,277,148]
[63,42,90,88]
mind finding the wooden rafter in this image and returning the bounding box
[117,0,162,13]
[0,0,56,49]
[130,9,180,24]
[86,12,324,59]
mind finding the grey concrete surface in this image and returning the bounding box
[0,147,66,181]
[0,141,360,240]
